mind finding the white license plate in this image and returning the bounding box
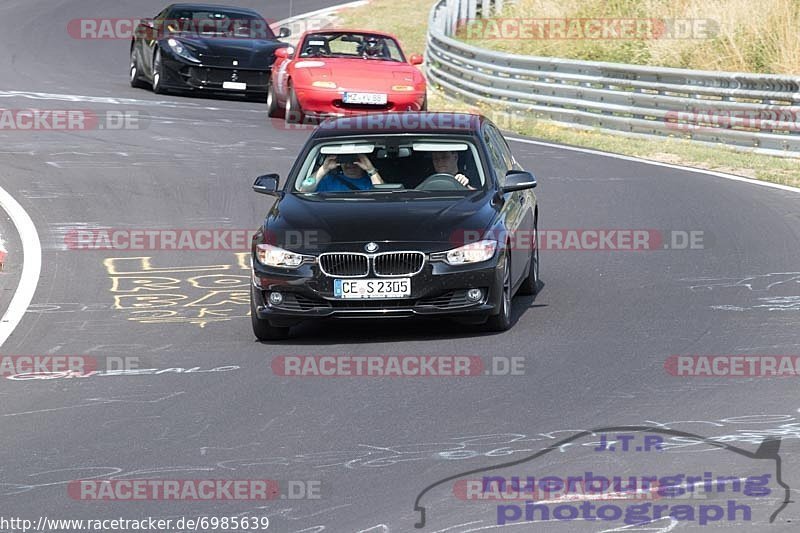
[222,81,247,90]
[334,278,411,299]
[342,92,387,105]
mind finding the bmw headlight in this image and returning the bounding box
[167,38,200,63]
[445,240,497,265]
[255,244,305,268]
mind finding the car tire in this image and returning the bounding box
[484,252,512,332]
[251,286,290,341]
[129,45,147,89]
[152,48,166,94]
[285,83,305,124]
[266,79,284,118]
[420,95,428,111]
[518,221,539,295]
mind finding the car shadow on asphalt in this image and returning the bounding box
[258,281,547,345]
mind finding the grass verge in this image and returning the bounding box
[461,0,800,74]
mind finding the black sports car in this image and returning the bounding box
[249,112,540,340]
[130,3,290,98]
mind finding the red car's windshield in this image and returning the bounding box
[299,32,405,62]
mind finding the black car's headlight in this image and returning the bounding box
[167,38,200,63]
[444,240,497,265]
[255,244,305,269]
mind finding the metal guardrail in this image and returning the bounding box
[426,0,800,156]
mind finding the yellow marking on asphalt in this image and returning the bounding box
[104,255,251,328]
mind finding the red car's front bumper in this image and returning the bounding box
[295,88,426,117]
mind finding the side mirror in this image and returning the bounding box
[277,26,291,39]
[502,170,537,192]
[274,47,290,59]
[253,174,281,196]
[409,54,424,65]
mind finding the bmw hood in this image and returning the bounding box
[261,193,498,253]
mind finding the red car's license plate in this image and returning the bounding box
[342,92,388,105]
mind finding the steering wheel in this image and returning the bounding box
[414,173,467,191]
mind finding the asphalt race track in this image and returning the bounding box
[0,1,799,532]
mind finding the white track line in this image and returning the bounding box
[0,184,41,347]
[507,137,800,194]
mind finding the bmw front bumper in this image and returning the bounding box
[251,253,504,326]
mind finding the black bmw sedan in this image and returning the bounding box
[130,3,290,98]
[249,112,539,340]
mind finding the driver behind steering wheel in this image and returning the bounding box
[360,36,386,58]
[431,151,476,190]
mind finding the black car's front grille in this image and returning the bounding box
[188,67,268,86]
[318,252,424,277]
[373,252,425,276]
[319,253,369,277]
[197,55,238,67]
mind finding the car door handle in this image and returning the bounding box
[519,195,526,204]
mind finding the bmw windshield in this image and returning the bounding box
[292,136,486,196]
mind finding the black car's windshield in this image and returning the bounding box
[299,32,405,62]
[163,9,274,39]
[292,137,485,196]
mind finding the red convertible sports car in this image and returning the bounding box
[266,30,427,123]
